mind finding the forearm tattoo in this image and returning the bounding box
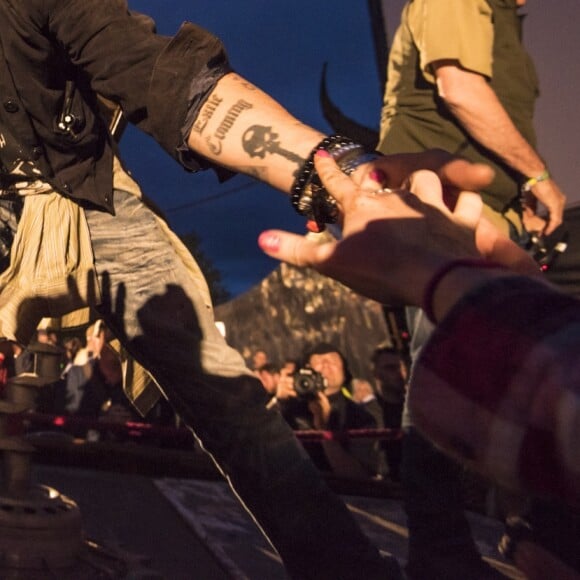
[242,125,305,177]
[193,76,307,179]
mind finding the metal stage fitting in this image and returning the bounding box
[0,350,162,579]
[0,482,83,571]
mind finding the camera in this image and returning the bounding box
[525,227,568,271]
[293,368,326,399]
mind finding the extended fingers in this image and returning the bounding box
[258,229,337,269]
[313,152,361,205]
[475,217,539,274]
[408,169,483,231]
[407,170,445,211]
[438,158,495,191]
[453,191,483,230]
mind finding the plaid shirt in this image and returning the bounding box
[410,275,580,505]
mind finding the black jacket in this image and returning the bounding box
[0,0,232,212]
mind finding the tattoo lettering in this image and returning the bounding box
[206,99,253,155]
[242,125,305,175]
[192,93,223,135]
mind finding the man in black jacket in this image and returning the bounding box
[0,1,491,577]
[0,2,407,578]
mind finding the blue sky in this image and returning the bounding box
[124,0,580,298]
[124,0,383,297]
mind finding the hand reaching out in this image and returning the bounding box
[259,152,537,307]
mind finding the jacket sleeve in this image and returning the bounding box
[35,0,232,171]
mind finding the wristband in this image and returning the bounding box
[423,258,506,324]
[521,169,550,193]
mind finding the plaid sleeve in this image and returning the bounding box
[409,275,580,504]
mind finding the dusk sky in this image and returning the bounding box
[124,0,580,297]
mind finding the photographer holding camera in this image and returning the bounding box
[276,343,380,479]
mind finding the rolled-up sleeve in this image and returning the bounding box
[147,22,233,172]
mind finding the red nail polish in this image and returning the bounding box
[258,232,280,252]
[306,220,322,233]
[315,149,332,158]
[369,169,386,182]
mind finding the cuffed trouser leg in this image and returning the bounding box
[85,191,393,580]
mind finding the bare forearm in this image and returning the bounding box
[187,72,324,192]
[436,66,546,177]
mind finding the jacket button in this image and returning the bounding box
[62,183,71,193]
[31,147,42,160]
[4,100,19,113]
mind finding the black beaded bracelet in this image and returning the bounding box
[290,135,352,213]
[290,135,381,230]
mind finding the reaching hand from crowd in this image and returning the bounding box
[259,152,538,309]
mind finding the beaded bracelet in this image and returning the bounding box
[521,169,550,193]
[290,135,353,216]
[422,258,506,324]
[290,135,381,230]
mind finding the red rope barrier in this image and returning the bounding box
[294,428,402,442]
[23,412,402,443]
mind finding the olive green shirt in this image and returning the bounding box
[379,0,539,213]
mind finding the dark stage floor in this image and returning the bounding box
[24,463,522,580]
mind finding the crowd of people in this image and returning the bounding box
[5,322,176,441]
[252,343,406,483]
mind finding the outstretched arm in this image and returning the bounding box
[186,73,496,205]
[258,152,537,316]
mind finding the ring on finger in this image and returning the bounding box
[372,187,404,196]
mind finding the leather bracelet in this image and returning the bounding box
[423,258,506,324]
[339,151,382,175]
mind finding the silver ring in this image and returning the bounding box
[372,187,398,196]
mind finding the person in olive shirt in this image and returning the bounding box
[377,1,567,578]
